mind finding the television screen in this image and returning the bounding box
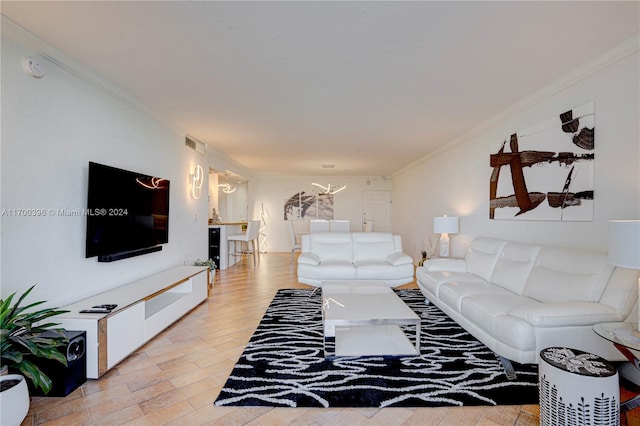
[86,162,170,261]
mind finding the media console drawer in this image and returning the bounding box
[58,266,208,378]
[107,302,145,369]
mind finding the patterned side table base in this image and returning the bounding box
[539,347,619,426]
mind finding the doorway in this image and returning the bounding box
[210,169,248,223]
[362,190,391,232]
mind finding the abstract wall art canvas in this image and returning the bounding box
[283,190,334,220]
[490,102,594,221]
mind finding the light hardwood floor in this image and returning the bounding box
[22,253,638,425]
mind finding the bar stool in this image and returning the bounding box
[227,220,260,267]
[539,347,619,425]
[288,220,301,264]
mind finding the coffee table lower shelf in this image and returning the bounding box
[325,324,419,358]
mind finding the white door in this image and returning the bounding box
[362,191,391,232]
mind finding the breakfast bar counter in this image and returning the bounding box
[208,222,247,269]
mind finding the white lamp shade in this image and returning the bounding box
[433,216,459,234]
[609,220,640,269]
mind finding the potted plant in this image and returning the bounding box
[194,259,216,287]
[1,285,69,424]
[418,250,428,267]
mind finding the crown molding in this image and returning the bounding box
[1,15,189,138]
[393,32,640,179]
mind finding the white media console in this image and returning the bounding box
[56,266,208,379]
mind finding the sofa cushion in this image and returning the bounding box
[416,268,487,299]
[307,233,353,262]
[297,260,356,281]
[464,237,506,281]
[354,260,415,280]
[491,242,540,295]
[461,294,536,351]
[352,232,396,262]
[439,281,513,312]
[523,247,614,303]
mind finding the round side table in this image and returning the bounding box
[539,347,619,426]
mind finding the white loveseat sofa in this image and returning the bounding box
[417,237,639,367]
[297,232,414,287]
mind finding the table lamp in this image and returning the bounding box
[609,220,640,330]
[433,215,459,257]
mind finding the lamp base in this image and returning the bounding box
[439,234,450,258]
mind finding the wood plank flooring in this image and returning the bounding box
[21,253,638,425]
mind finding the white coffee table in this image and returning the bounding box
[322,280,421,358]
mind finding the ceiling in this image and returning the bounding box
[2,1,638,177]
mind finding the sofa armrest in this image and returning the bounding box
[297,253,321,266]
[385,252,413,266]
[509,301,623,327]
[423,258,466,272]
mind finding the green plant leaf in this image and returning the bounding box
[18,358,53,394]
[0,284,69,394]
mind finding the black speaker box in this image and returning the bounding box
[28,330,87,397]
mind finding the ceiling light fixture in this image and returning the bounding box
[312,182,347,195]
[218,183,236,194]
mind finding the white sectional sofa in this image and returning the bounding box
[417,237,639,368]
[297,232,414,287]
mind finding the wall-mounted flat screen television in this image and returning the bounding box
[86,161,170,262]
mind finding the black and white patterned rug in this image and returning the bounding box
[214,288,539,408]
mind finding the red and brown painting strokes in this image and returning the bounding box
[489,102,594,221]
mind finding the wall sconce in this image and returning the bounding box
[433,215,459,257]
[218,183,236,194]
[312,182,347,194]
[190,164,204,199]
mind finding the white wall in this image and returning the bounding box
[393,41,640,261]
[255,176,392,252]
[1,35,210,306]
